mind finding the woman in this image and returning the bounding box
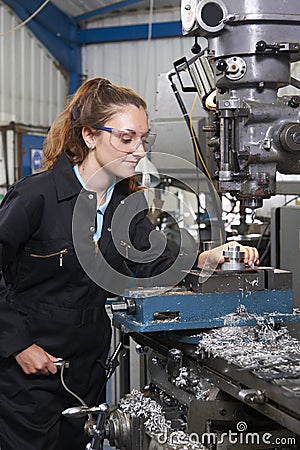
[0,77,259,450]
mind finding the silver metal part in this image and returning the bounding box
[54,360,70,369]
[224,56,247,81]
[221,244,245,271]
[63,404,109,419]
[279,122,300,152]
[189,52,215,102]
[238,389,265,404]
[111,298,136,315]
[106,409,134,450]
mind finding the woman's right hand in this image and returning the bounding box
[197,241,259,270]
[14,344,61,375]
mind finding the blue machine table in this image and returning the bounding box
[112,267,300,332]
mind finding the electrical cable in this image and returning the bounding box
[223,193,238,215]
[1,130,9,189]
[189,93,217,190]
[188,92,225,245]
[256,220,271,253]
[256,196,299,252]
[167,71,204,245]
[283,195,300,206]
[168,68,225,245]
[0,0,50,37]
[167,71,205,172]
[255,196,299,262]
[142,0,154,99]
[259,240,271,265]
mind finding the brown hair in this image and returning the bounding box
[43,77,147,191]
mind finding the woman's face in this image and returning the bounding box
[83,105,149,180]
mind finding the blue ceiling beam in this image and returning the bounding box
[2,0,82,94]
[79,21,182,43]
[75,0,144,24]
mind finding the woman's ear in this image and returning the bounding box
[82,127,96,149]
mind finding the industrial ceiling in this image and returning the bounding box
[2,0,181,92]
[49,0,177,23]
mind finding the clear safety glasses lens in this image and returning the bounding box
[110,130,156,153]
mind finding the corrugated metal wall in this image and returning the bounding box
[0,2,67,127]
[81,8,195,119]
[1,1,300,131]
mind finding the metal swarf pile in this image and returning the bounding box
[119,390,205,449]
[196,318,300,383]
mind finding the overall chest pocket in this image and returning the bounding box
[29,247,68,267]
[17,240,75,289]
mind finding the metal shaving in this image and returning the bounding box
[119,390,204,449]
[196,314,300,382]
[223,304,260,326]
[172,367,210,400]
[119,389,170,432]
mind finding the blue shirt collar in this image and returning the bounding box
[73,164,115,212]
